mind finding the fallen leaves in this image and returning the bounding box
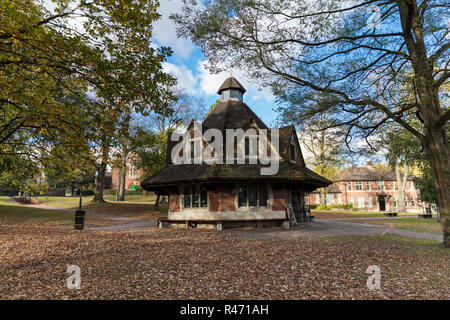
[0,223,448,300]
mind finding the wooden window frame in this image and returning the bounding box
[238,182,268,208]
[183,184,208,209]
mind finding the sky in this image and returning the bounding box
[152,0,280,127]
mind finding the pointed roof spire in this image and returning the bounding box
[217,76,246,94]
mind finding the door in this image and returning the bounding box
[378,196,386,211]
[290,191,305,222]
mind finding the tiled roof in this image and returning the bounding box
[141,162,331,190]
[337,166,414,181]
[217,76,246,94]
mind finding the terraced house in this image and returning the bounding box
[309,165,423,213]
[142,77,331,229]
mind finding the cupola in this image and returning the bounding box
[217,76,246,101]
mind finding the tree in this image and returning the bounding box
[1,0,175,201]
[384,122,443,212]
[172,0,450,246]
[147,88,206,132]
[281,111,347,204]
[133,129,167,208]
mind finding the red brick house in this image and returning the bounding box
[141,77,331,229]
[110,156,142,191]
[309,166,423,212]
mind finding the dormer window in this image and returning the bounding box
[289,132,296,162]
[221,89,243,101]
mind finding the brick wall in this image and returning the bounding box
[110,158,142,190]
[169,192,180,212]
[209,183,236,212]
[271,184,289,211]
[309,180,423,211]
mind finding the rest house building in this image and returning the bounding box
[141,77,331,229]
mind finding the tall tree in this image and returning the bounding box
[173,0,450,246]
[1,0,175,201]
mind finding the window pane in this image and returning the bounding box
[245,137,249,158]
[184,186,191,208]
[248,183,257,206]
[258,183,267,206]
[326,194,334,204]
[190,141,195,161]
[238,183,247,207]
[223,90,230,100]
[192,185,199,207]
[290,143,295,161]
[200,185,207,207]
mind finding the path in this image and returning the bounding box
[7,197,442,239]
[9,197,156,231]
[231,219,443,241]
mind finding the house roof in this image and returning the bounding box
[311,184,342,194]
[202,99,267,132]
[217,76,246,94]
[142,77,331,191]
[336,166,414,181]
[141,162,331,191]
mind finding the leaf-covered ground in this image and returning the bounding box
[1,223,448,300]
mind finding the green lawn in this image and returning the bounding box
[37,194,157,209]
[312,209,416,219]
[353,217,443,235]
[0,197,72,225]
[37,195,166,220]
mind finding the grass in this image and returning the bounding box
[311,233,447,252]
[376,234,447,252]
[312,209,416,219]
[351,217,443,235]
[36,195,166,220]
[37,194,157,209]
[0,197,73,225]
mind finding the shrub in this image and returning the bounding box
[316,204,331,210]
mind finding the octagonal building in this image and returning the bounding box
[141,77,331,229]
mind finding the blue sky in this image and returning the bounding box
[152,0,280,127]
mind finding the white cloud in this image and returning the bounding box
[162,62,196,94]
[153,0,197,60]
[196,61,274,101]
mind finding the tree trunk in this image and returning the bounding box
[118,151,127,201]
[93,138,110,203]
[396,165,408,212]
[425,133,450,247]
[397,0,450,246]
[155,194,160,209]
